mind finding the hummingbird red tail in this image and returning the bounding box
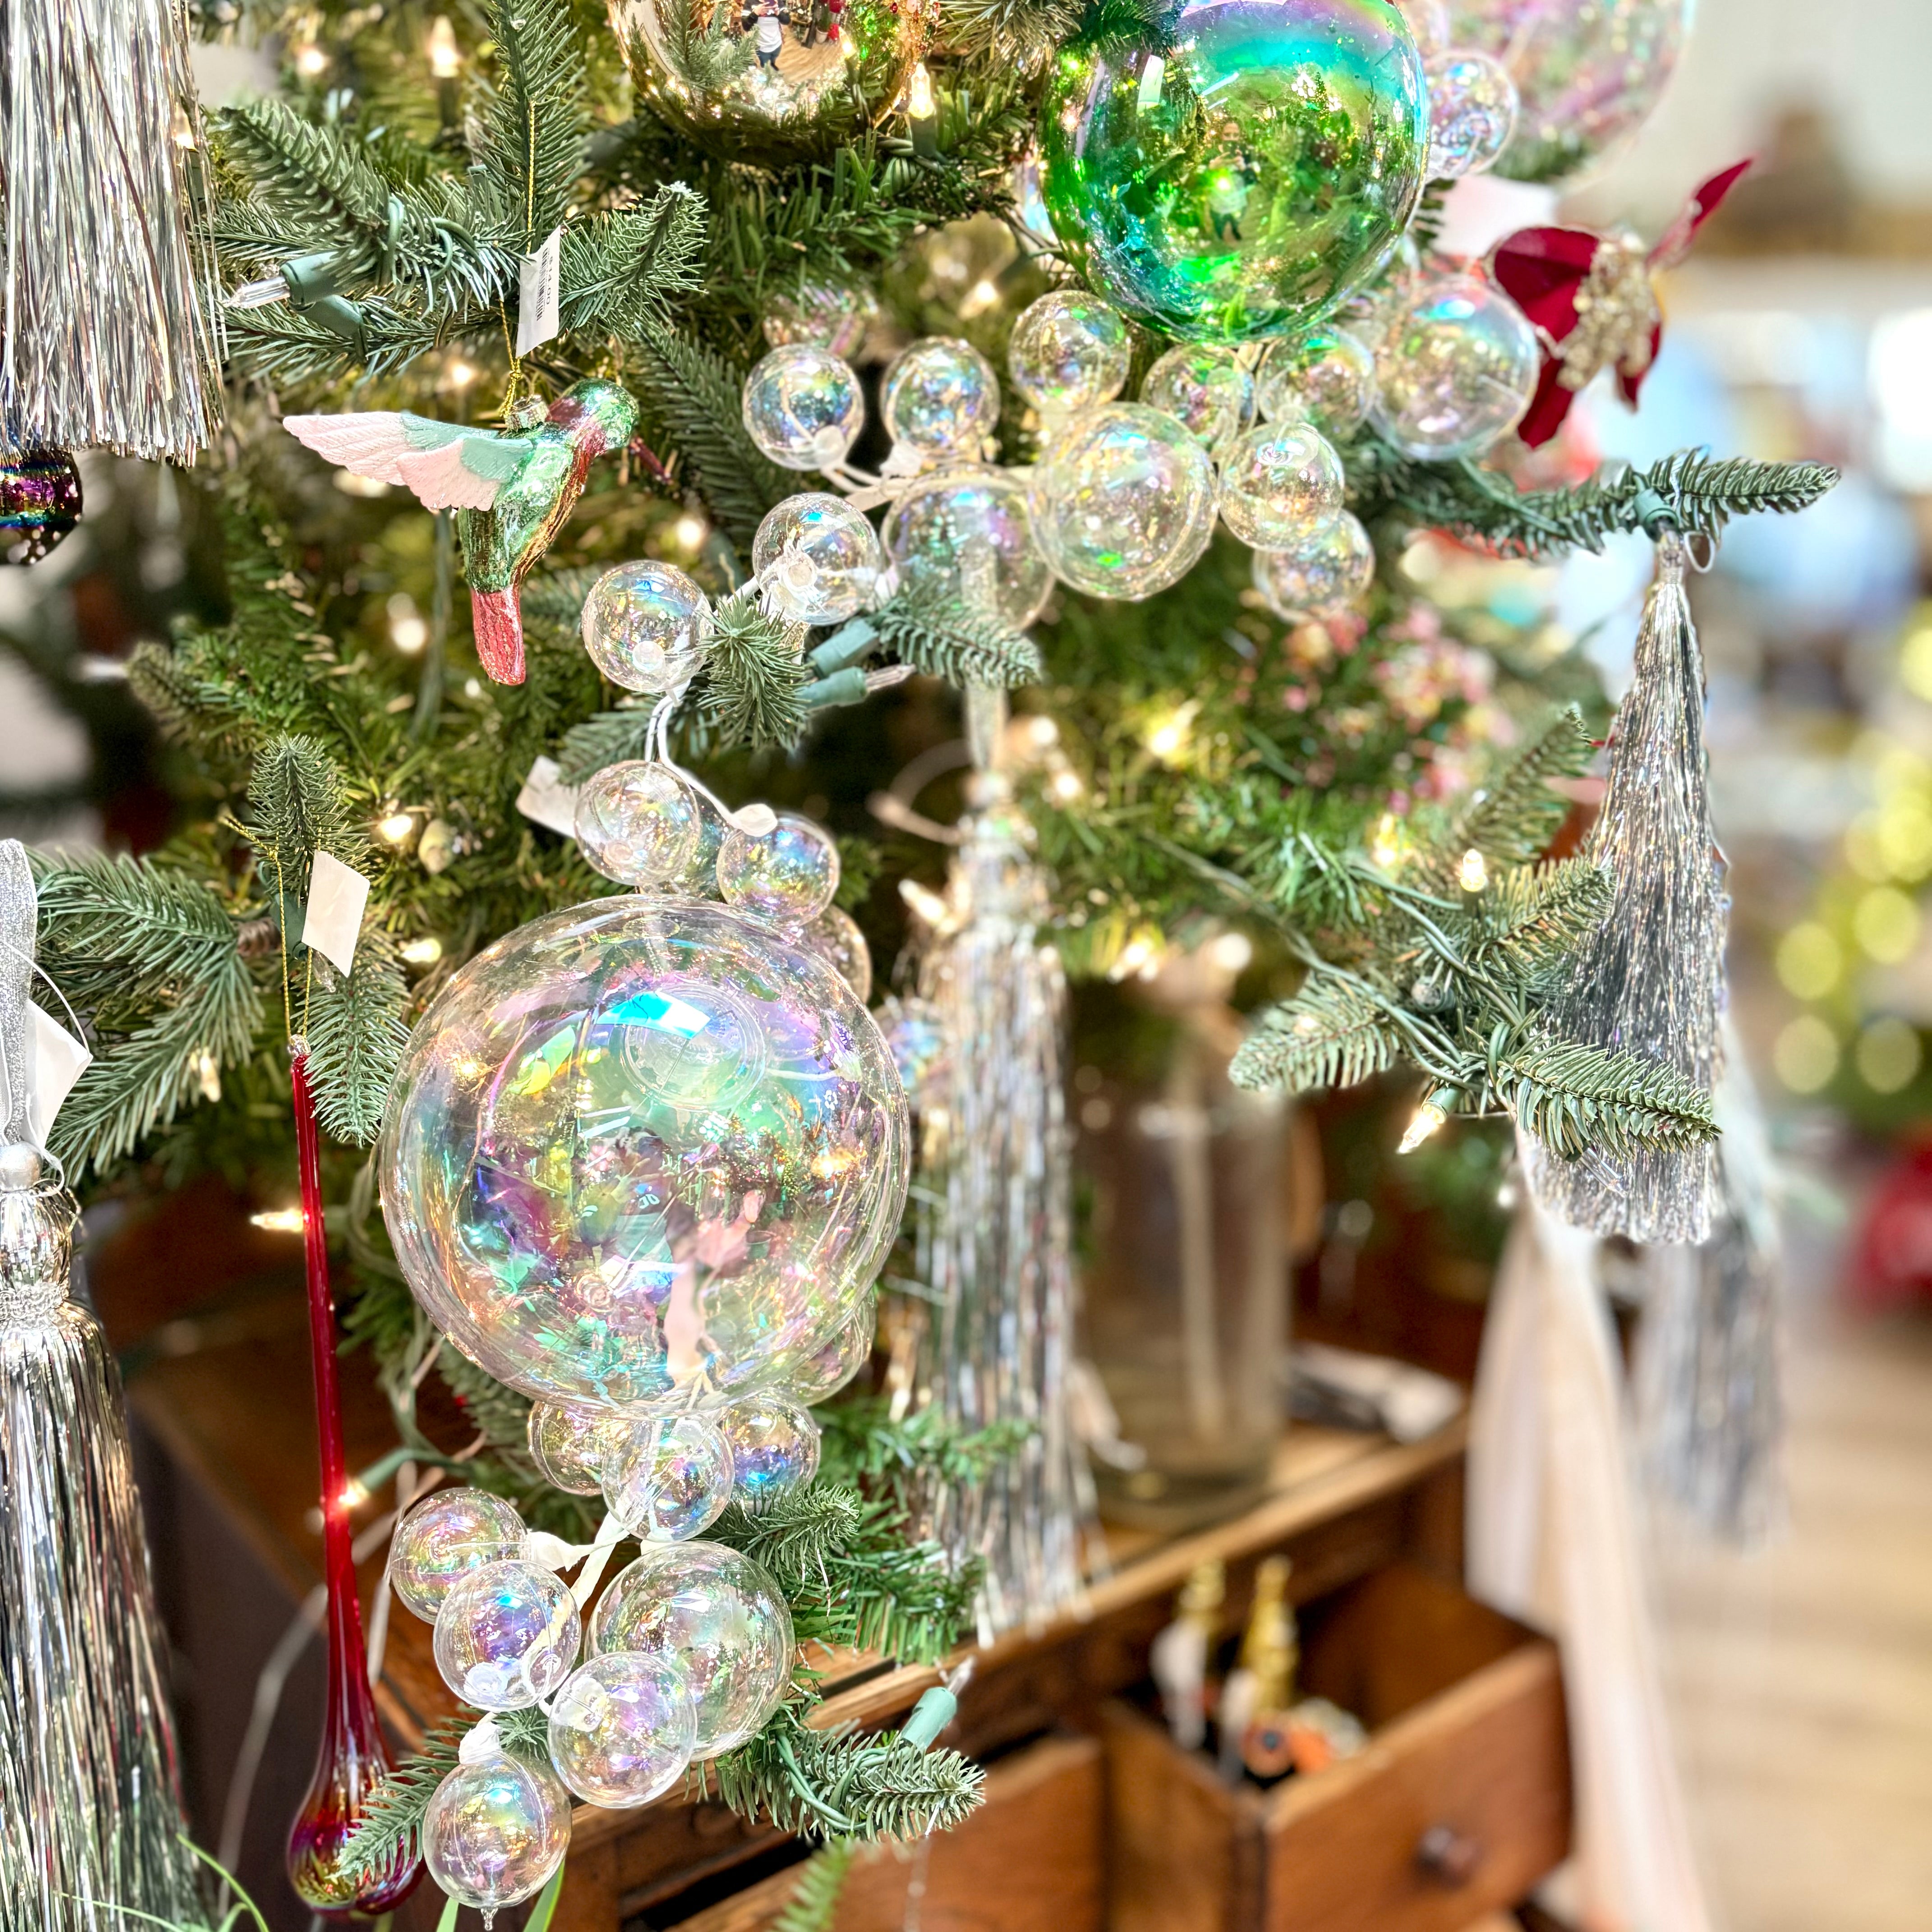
[470,588,526,685]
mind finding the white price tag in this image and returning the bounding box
[516,755,583,837]
[29,1003,92,1142]
[515,227,564,357]
[302,850,370,976]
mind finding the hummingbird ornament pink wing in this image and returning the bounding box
[281,412,534,510]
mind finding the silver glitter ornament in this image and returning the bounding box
[0,0,222,459]
[0,840,205,1925]
[1529,533,1724,1243]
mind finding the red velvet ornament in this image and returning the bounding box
[1489,160,1752,448]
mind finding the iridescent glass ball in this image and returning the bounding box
[882,337,1002,466]
[575,762,704,889]
[389,1489,527,1623]
[881,467,1053,631]
[422,1754,571,1914]
[432,1559,581,1711]
[1425,50,1518,179]
[1038,0,1429,342]
[527,1402,617,1496]
[590,1542,794,1757]
[581,561,713,693]
[381,898,910,1412]
[1006,292,1132,421]
[1252,510,1376,617]
[752,492,885,624]
[742,345,865,472]
[1141,343,1254,449]
[1369,272,1538,460]
[1032,404,1218,601]
[1255,328,1377,438]
[717,1394,821,1510]
[547,1651,696,1808]
[716,812,840,927]
[1217,421,1345,550]
[601,1411,736,1542]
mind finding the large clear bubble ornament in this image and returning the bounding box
[590,1542,794,1757]
[380,898,909,1413]
[717,1394,822,1511]
[433,1559,580,1711]
[717,812,840,927]
[1007,292,1132,424]
[388,1489,527,1623]
[575,762,703,889]
[752,492,884,624]
[763,280,880,359]
[1033,404,1218,601]
[1216,422,1345,551]
[1252,512,1377,620]
[600,1411,735,1542]
[883,338,1001,468]
[1425,51,1518,179]
[1255,329,1377,440]
[547,1651,697,1808]
[881,468,1053,632]
[741,345,866,472]
[581,561,713,694]
[1141,344,1254,451]
[800,905,871,1003]
[1370,272,1539,460]
[526,1402,617,1496]
[422,1750,571,1920]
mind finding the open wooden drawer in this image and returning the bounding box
[1104,1564,1571,1932]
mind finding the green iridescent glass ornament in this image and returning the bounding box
[1039,0,1429,344]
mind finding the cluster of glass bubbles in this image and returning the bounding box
[386,1440,810,1915]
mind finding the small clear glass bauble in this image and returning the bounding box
[1006,292,1132,422]
[1369,272,1538,460]
[590,1542,794,1757]
[388,1489,527,1623]
[1254,329,1377,439]
[421,1752,571,1915]
[575,762,704,889]
[1216,422,1345,551]
[1141,343,1254,450]
[526,1402,617,1496]
[801,905,871,1003]
[881,467,1052,632]
[432,1559,581,1710]
[717,1394,822,1510]
[381,898,910,1412]
[882,337,1001,467]
[581,561,713,694]
[741,346,865,472]
[601,1411,736,1542]
[547,1651,696,1808]
[752,492,885,624]
[1252,511,1376,618]
[1032,404,1218,601]
[1425,50,1518,179]
[1036,0,1429,342]
[764,279,880,358]
[789,1293,875,1402]
[1449,0,1685,184]
[716,812,840,927]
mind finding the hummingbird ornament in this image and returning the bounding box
[283,380,639,683]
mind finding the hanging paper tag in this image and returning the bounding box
[516,228,564,356]
[516,755,583,837]
[29,1004,91,1142]
[302,851,369,976]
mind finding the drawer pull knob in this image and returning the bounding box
[1415,1825,1483,1886]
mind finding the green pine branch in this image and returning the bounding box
[866,590,1042,690]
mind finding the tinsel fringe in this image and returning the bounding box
[1530,533,1727,1244]
[0,0,223,460]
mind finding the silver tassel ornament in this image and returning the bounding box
[0,0,223,460]
[909,768,1095,1640]
[0,841,204,1926]
[1530,530,1726,1245]
[1633,1028,1785,1544]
